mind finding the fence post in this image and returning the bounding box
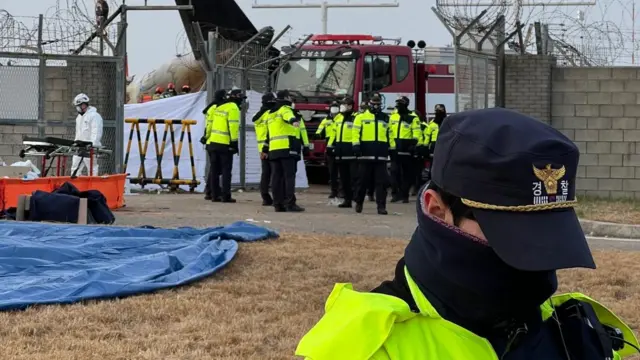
[114,57,125,174]
[454,46,459,112]
[484,56,489,108]
[239,69,249,189]
[496,16,506,108]
[470,56,476,109]
[206,31,217,104]
[37,14,46,138]
[204,31,218,185]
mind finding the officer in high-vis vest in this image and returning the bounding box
[327,97,358,208]
[423,104,445,181]
[293,108,311,162]
[204,89,244,203]
[288,108,310,206]
[315,101,339,199]
[253,92,276,206]
[262,90,305,212]
[202,89,228,201]
[388,96,422,203]
[410,111,427,196]
[297,108,639,360]
[425,103,445,154]
[352,93,390,215]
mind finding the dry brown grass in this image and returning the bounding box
[576,196,640,224]
[1,233,639,360]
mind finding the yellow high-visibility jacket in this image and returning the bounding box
[296,267,639,360]
[205,101,240,146]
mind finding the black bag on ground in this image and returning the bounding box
[53,182,115,224]
[29,190,82,223]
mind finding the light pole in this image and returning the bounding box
[251,0,400,34]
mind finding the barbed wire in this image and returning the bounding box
[0,0,119,58]
[435,0,638,65]
[173,22,296,73]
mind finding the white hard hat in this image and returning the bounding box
[73,93,90,106]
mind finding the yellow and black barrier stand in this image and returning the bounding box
[123,118,200,192]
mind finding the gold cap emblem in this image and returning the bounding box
[533,164,566,195]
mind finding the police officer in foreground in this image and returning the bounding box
[253,92,277,206]
[262,90,304,212]
[297,108,639,359]
[352,93,390,215]
[315,101,340,199]
[204,89,244,203]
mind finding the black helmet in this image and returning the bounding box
[228,88,246,100]
[262,92,276,104]
[369,93,383,105]
[213,89,227,102]
[340,97,355,106]
[396,96,410,106]
[276,89,291,100]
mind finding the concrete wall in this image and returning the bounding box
[499,55,640,199]
[0,59,116,170]
[551,67,640,199]
[504,55,555,124]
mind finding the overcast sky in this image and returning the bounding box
[3,0,636,75]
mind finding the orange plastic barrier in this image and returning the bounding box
[0,174,126,211]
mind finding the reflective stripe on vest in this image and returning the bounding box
[267,106,295,152]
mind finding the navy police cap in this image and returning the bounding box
[431,108,595,272]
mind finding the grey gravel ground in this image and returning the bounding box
[117,186,640,251]
[118,186,418,239]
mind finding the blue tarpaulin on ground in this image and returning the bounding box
[0,221,277,310]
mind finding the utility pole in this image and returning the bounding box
[252,0,399,34]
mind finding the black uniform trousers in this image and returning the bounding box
[367,174,375,198]
[326,154,339,197]
[270,156,297,207]
[337,159,358,202]
[356,161,388,209]
[207,146,233,200]
[292,156,300,204]
[390,155,415,200]
[260,158,272,202]
[204,152,220,198]
[413,157,425,193]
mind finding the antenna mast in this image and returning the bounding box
[252,0,399,34]
[633,1,636,64]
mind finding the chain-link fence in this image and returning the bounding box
[0,52,125,175]
[432,9,507,112]
[208,32,275,187]
[456,49,497,111]
[214,36,272,93]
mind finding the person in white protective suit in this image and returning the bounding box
[71,93,104,176]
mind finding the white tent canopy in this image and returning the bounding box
[123,90,309,192]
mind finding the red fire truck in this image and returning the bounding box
[273,34,455,167]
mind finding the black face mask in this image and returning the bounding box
[404,196,558,336]
[395,103,408,113]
